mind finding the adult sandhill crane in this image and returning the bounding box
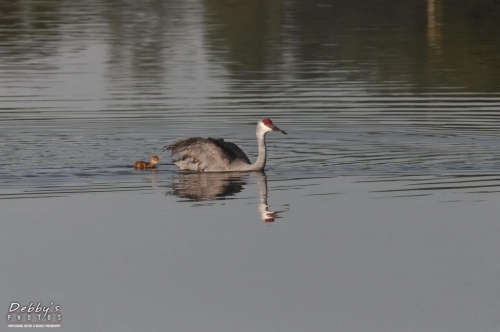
[162,118,287,172]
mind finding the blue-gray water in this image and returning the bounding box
[2,0,500,331]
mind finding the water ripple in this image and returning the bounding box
[1,0,500,199]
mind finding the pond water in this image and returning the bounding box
[2,0,500,331]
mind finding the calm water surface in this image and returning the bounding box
[1,1,500,331]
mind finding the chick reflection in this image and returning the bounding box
[167,171,277,222]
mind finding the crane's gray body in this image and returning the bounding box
[163,119,287,172]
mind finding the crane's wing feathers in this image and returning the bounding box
[209,138,251,164]
[165,137,206,156]
[163,137,251,170]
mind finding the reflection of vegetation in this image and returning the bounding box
[101,0,171,87]
[0,0,62,60]
[439,0,500,91]
[203,0,286,79]
[427,0,443,56]
[1,0,499,91]
[203,0,500,91]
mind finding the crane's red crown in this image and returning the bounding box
[262,118,273,127]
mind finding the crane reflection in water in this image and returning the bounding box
[166,171,278,222]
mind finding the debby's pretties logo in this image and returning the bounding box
[6,302,62,328]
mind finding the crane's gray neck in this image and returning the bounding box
[246,130,267,171]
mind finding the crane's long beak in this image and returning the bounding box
[272,124,287,135]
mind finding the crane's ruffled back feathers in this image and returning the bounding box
[209,138,251,164]
[164,137,251,171]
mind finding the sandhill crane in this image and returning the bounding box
[162,118,287,172]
